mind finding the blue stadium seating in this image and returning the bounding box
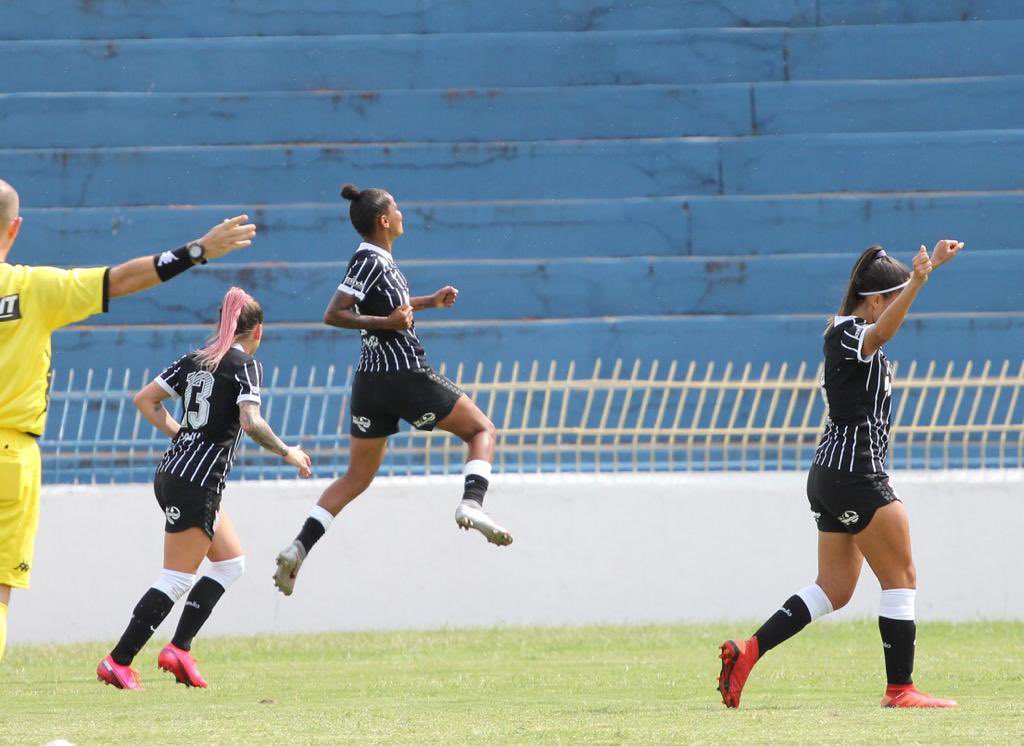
[2,0,1022,389]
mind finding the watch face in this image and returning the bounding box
[188,243,203,259]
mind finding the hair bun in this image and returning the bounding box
[340,183,361,201]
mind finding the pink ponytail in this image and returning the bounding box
[195,287,259,370]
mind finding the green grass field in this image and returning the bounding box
[3,622,1023,744]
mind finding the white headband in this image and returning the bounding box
[858,279,910,296]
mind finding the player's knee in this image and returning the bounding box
[206,555,245,590]
[481,417,497,441]
[817,579,855,611]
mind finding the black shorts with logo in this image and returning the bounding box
[350,367,464,439]
[806,464,899,534]
[154,472,221,539]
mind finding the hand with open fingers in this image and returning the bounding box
[387,304,414,330]
[198,215,257,259]
[433,285,459,308]
[284,446,312,478]
[912,245,933,285]
[930,238,965,268]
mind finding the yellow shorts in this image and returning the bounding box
[0,429,41,589]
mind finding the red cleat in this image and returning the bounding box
[97,654,143,690]
[158,643,208,688]
[718,637,759,708]
[881,684,958,708]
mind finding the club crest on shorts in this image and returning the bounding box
[165,505,181,524]
[838,510,860,526]
[413,412,436,428]
[352,416,372,432]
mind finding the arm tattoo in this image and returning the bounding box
[240,403,288,456]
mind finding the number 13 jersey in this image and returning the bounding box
[153,344,263,494]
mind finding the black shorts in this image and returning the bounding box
[806,464,899,534]
[350,367,464,439]
[154,472,221,539]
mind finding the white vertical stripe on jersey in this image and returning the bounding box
[189,442,217,481]
[385,340,400,370]
[178,441,208,477]
[168,440,197,475]
[200,447,224,487]
[848,425,858,471]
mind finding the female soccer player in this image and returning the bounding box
[272,183,510,597]
[97,287,312,689]
[717,240,964,709]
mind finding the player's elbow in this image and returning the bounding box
[132,390,151,411]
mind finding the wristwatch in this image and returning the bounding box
[186,241,208,265]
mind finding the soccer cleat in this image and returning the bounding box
[455,500,513,546]
[880,684,958,708]
[158,643,208,688]
[717,637,759,708]
[97,654,143,690]
[273,539,306,596]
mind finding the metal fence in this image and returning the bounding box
[41,359,1024,484]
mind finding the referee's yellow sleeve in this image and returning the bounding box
[26,266,109,330]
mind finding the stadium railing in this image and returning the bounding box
[41,359,1023,484]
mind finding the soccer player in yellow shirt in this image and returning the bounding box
[0,179,256,661]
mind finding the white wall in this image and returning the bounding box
[9,471,1022,644]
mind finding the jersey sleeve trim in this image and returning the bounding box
[101,267,111,313]
[839,321,876,364]
[336,282,365,300]
[236,393,262,404]
[153,375,180,399]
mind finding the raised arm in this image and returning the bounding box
[107,215,257,298]
[133,381,181,439]
[238,401,312,478]
[322,290,413,331]
[861,247,931,357]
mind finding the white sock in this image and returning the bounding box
[463,459,492,480]
[879,588,916,620]
[796,584,834,621]
[204,556,246,590]
[152,569,195,602]
[308,505,334,531]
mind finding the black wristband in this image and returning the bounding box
[154,246,196,282]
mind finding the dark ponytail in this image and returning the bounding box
[825,245,911,335]
[837,245,911,315]
[340,183,392,238]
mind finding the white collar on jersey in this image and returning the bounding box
[231,342,245,351]
[358,242,395,265]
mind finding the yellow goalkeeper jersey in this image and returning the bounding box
[0,263,108,436]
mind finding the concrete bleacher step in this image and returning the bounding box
[7,0,1023,41]
[5,75,1024,148]
[53,313,1024,374]
[89,250,1009,327]
[18,192,1024,265]
[7,129,1024,207]
[4,21,1024,93]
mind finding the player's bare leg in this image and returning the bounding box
[274,437,387,595]
[438,396,512,546]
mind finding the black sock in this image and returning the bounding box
[110,588,175,666]
[171,577,227,652]
[295,517,326,555]
[879,617,916,685]
[462,474,489,506]
[752,594,812,657]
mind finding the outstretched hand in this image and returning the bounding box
[199,215,257,259]
[930,239,965,269]
[431,286,459,308]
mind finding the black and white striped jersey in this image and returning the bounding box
[813,316,893,473]
[153,345,262,494]
[337,242,426,373]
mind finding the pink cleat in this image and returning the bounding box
[97,654,143,690]
[158,643,208,688]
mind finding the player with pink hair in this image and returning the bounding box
[97,287,312,689]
